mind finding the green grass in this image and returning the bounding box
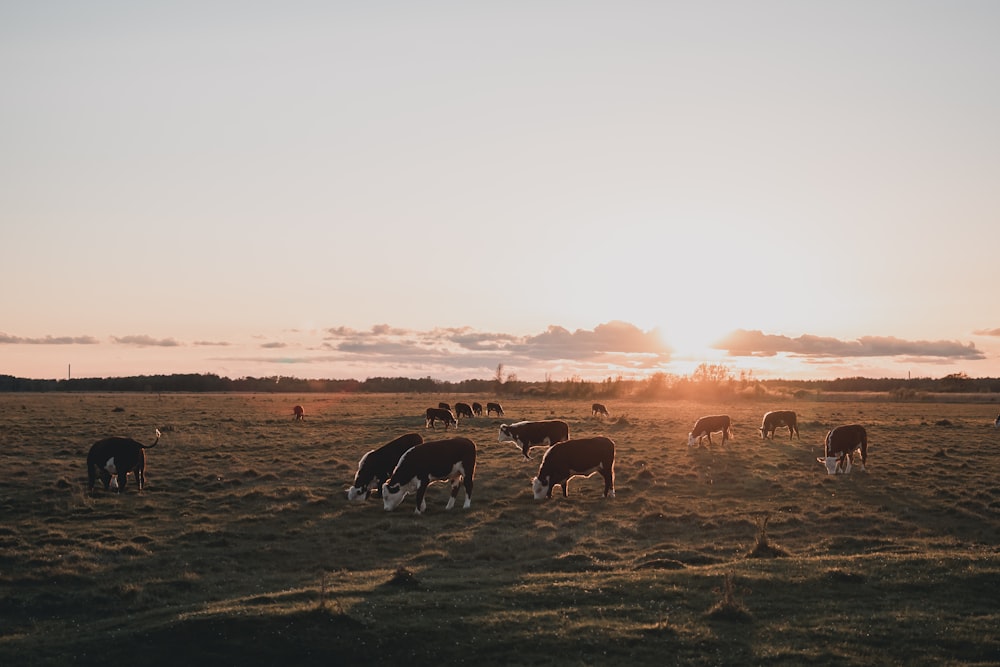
[1,392,998,665]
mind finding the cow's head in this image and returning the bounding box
[498,425,513,443]
[346,450,376,502]
[381,478,418,511]
[817,455,852,475]
[531,475,550,500]
[686,432,697,447]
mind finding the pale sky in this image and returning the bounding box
[3,1,999,382]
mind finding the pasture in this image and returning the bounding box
[1,392,998,666]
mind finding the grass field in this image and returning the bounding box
[1,392,998,666]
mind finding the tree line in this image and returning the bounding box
[2,366,998,398]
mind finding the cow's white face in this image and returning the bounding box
[104,457,118,475]
[686,433,697,447]
[346,485,368,502]
[817,456,851,474]
[382,478,418,511]
[498,426,513,443]
[531,476,549,500]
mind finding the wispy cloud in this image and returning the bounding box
[0,333,100,345]
[714,329,985,361]
[112,335,182,347]
[973,328,1000,337]
[193,340,232,346]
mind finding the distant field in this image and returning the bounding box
[1,392,998,666]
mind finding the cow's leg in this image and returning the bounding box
[413,480,429,514]
[137,468,145,490]
[602,469,615,498]
[462,475,473,508]
[445,477,461,510]
[561,479,569,497]
[115,472,127,492]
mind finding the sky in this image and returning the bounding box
[2,1,999,383]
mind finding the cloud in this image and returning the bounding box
[112,335,182,347]
[193,340,231,346]
[0,333,100,345]
[260,342,289,349]
[714,329,985,361]
[973,328,1000,337]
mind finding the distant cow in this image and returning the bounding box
[382,438,477,514]
[688,415,733,447]
[486,402,504,417]
[293,405,305,420]
[995,414,999,429]
[472,402,483,417]
[532,437,616,500]
[499,420,570,460]
[592,403,610,418]
[87,430,160,493]
[346,432,423,502]
[438,402,451,411]
[425,407,457,430]
[818,424,868,474]
[760,410,799,440]
[454,402,474,420]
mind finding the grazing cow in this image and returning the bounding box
[592,403,610,418]
[293,405,305,420]
[995,414,999,429]
[818,424,868,474]
[472,402,483,417]
[454,402,474,420]
[486,402,504,417]
[87,430,160,493]
[438,402,451,412]
[688,415,733,447]
[346,432,423,502]
[498,420,570,460]
[531,437,616,500]
[425,407,457,430]
[759,410,799,440]
[382,438,477,514]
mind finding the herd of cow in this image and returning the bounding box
[84,402,879,513]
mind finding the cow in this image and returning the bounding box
[425,407,457,429]
[486,402,504,417]
[759,410,799,440]
[818,424,868,474]
[454,402,474,420]
[438,402,451,411]
[592,403,610,418]
[531,437,616,500]
[346,432,423,502]
[381,438,477,514]
[995,414,999,429]
[498,420,570,460]
[688,415,733,447]
[472,402,484,417]
[292,405,305,420]
[87,430,160,493]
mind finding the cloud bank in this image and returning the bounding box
[714,329,984,361]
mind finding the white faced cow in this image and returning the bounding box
[87,429,160,493]
[760,410,799,440]
[688,415,733,447]
[486,402,504,417]
[346,432,423,502]
[818,424,868,474]
[592,403,610,418]
[498,420,570,460]
[382,438,477,514]
[531,437,616,500]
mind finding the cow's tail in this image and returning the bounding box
[142,429,162,449]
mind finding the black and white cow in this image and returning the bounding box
[818,424,868,474]
[531,437,616,500]
[425,407,457,429]
[688,415,733,447]
[454,402,474,420]
[486,402,504,417]
[759,410,799,440]
[346,432,423,502]
[381,438,477,514]
[498,419,570,460]
[472,402,484,417]
[87,430,160,493]
[592,403,610,418]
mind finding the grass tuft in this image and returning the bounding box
[706,571,752,623]
[747,513,789,559]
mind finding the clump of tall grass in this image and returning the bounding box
[706,571,751,622]
[746,513,788,559]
